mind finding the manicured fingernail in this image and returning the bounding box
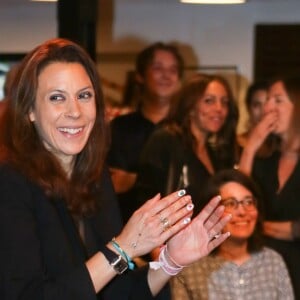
[178,189,186,197]
[186,203,194,211]
[183,217,191,224]
[216,195,221,201]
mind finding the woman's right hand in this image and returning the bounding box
[166,195,231,266]
[239,110,278,175]
[115,190,194,259]
[248,110,278,153]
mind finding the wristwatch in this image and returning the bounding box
[101,245,128,274]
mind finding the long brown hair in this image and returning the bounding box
[166,73,239,166]
[0,38,108,216]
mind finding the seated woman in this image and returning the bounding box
[171,169,294,300]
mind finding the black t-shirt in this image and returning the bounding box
[108,111,158,172]
[108,111,161,222]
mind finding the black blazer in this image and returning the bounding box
[0,164,153,300]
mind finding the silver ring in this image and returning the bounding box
[214,233,222,239]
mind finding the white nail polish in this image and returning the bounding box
[183,217,191,224]
[186,203,194,211]
[178,189,186,197]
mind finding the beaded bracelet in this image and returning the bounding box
[111,238,135,270]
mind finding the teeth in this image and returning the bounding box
[59,127,82,134]
[234,222,248,225]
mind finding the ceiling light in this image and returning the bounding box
[30,0,57,2]
[180,0,246,4]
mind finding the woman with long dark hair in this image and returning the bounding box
[0,38,230,300]
[136,73,240,215]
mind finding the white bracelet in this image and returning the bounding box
[149,245,184,276]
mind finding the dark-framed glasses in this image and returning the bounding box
[221,195,257,212]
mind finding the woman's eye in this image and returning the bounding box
[244,200,252,206]
[222,98,229,106]
[151,64,163,72]
[204,97,214,104]
[274,97,283,104]
[79,91,93,100]
[223,200,235,208]
[49,94,64,102]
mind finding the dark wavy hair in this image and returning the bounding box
[166,73,239,167]
[202,169,264,253]
[0,38,108,216]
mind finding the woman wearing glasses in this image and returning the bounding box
[170,169,294,300]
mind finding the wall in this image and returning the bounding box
[0,2,57,53]
[0,1,57,99]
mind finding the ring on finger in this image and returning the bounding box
[214,232,221,239]
[210,232,221,240]
[160,217,171,231]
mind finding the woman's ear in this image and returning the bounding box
[29,110,35,122]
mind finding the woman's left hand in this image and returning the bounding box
[263,221,293,241]
[166,196,231,266]
[116,190,194,258]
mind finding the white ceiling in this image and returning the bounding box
[0,0,56,6]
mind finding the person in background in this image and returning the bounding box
[239,76,300,299]
[0,63,19,120]
[136,73,240,218]
[108,42,184,223]
[238,81,268,148]
[0,38,231,300]
[171,169,294,300]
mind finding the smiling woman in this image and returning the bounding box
[0,38,232,300]
[28,62,96,174]
[171,169,294,300]
[136,73,240,216]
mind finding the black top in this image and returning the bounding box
[108,111,161,222]
[108,111,158,173]
[136,128,238,215]
[0,164,154,300]
[252,151,300,299]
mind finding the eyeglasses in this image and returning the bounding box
[220,195,257,212]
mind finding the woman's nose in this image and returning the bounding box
[65,99,81,118]
[236,202,247,215]
[263,99,275,114]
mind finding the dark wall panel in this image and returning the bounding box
[255,24,300,81]
[57,0,97,60]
